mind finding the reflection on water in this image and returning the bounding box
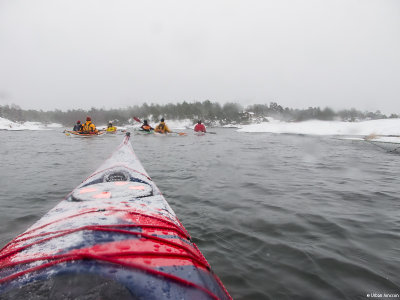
[1,129,399,299]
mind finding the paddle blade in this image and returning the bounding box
[365,133,377,140]
[133,117,142,123]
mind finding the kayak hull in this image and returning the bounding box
[133,130,187,136]
[0,133,230,299]
[65,130,106,137]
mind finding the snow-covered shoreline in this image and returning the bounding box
[2,116,400,138]
[237,118,400,137]
[0,117,63,131]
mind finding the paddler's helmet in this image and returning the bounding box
[160,118,164,122]
[77,120,81,124]
[144,120,148,124]
[86,116,91,121]
[198,120,202,124]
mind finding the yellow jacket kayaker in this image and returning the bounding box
[106,121,117,132]
[154,118,171,134]
[82,117,97,133]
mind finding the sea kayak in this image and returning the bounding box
[133,129,187,137]
[65,130,106,137]
[133,129,154,136]
[0,133,231,299]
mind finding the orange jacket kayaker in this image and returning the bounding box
[140,120,154,132]
[82,117,97,133]
[154,118,171,134]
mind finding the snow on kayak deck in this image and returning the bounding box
[5,135,179,263]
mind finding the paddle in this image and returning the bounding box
[364,133,400,140]
[364,133,377,141]
[173,132,187,136]
[193,131,216,134]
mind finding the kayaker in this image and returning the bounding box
[194,120,206,133]
[140,120,154,132]
[154,118,171,134]
[73,120,83,132]
[106,121,117,132]
[82,116,98,133]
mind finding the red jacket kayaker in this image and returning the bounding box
[194,120,206,133]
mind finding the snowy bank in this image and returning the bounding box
[0,117,63,131]
[237,119,400,136]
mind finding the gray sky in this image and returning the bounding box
[0,0,399,113]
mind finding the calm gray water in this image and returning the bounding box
[0,129,399,300]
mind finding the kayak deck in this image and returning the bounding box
[0,133,230,299]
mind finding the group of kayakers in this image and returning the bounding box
[139,118,206,133]
[73,117,98,134]
[72,117,207,134]
[72,117,117,134]
[141,118,173,134]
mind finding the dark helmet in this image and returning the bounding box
[86,116,91,121]
[160,118,164,122]
[143,120,148,124]
[77,120,81,124]
[198,120,202,124]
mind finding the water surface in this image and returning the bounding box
[0,129,399,299]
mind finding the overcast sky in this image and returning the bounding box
[0,0,399,113]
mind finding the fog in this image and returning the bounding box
[0,0,399,113]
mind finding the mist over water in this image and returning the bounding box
[0,129,399,299]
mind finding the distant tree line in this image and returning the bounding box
[245,103,397,122]
[0,101,398,126]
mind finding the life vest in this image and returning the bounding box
[155,122,170,133]
[194,123,206,132]
[141,125,152,132]
[82,121,96,133]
